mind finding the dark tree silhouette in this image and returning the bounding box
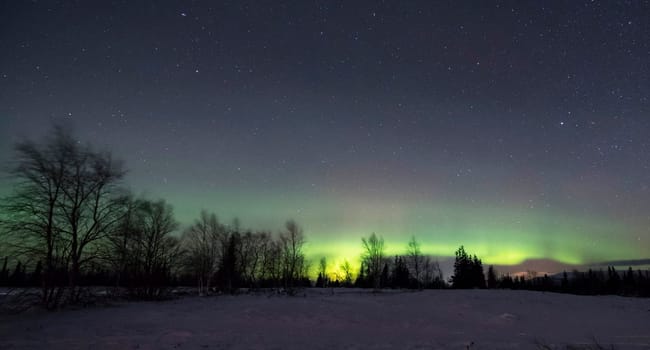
[110,198,181,299]
[181,211,223,296]
[340,259,353,287]
[471,255,486,288]
[316,257,328,287]
[451,246,485,289]
[361,233,385,290]
[380,263,390,288]
[390,255,410,288]
[561,271,569,291]
[217,229,241,293]
[279,220,307,291]
[487,265,497,289]
[354,261,368,288]
[0,125,125,308]
[406,236,424,288]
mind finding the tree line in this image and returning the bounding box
[0,126,315,308]
[491,266,650,297]
[1,126,648,310]
[0,126,445,308]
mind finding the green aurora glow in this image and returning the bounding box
[149,185,645,277]
[2,0,650,279]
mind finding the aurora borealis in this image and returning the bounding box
[1,1,649,276]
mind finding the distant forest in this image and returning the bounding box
[1,126,649,310]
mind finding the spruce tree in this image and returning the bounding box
[487,265,497,289]
[380,263,389,288]
[471,255,486,288]
[561,271,569,291]
[451,246,470,288]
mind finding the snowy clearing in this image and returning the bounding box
[1,289,649,349]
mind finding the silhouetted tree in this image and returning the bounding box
[451,246,485,288]
[181,211,223,295]
[380,262,390,288]
[487,265,497,289]
[500,274,514,289]
[315,273,324,288]
[279,220,307,291]
[238,230,270,288]
[117,199,181,299]
[0,125,125,308]
[406,236,423,288]
[354,261,369,288]
[316,257,328,287]
[606,266,621,294]
[260,237,283,287]
[361,233,385,290]
[108,196,139,290]
[471,255,486,288]
[390,255,410,288]
[422,256,444,288]
[217,230,241,293]
[561,270,569,291]
[340,259,353,287]
[620,267,635,295]
[451,246,470,288]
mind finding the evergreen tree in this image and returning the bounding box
[379,263,389,288]
[451,246,485,288]
[318,257,328,288]
[390,256,410,288]
[561,270,569,291]
[471,255,486,288]
[500,274,514,289]
[315,272,325,288]
[623,266,635,291]
[451,246,470,288]
[486,265,497,289]
[606,266,620,294]
[218,232,241,293]
[354,262,367,288]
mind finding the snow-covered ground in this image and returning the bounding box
[1,289,649,349]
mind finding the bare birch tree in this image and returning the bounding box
[361,233,384,290]
[181,211,222,295]
[406,236,424,288]
[0,125,125,308]
[280,220,306,290]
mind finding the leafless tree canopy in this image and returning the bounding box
[0,126,459,309]
[340,259,354,286]
[278,220,307,290]
[407,236,424,288]
[0,125,126,308]
[361,233,385,290]
[122,199,181,299]
[181,211,223,295]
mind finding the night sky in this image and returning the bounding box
[1,1,649,275]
